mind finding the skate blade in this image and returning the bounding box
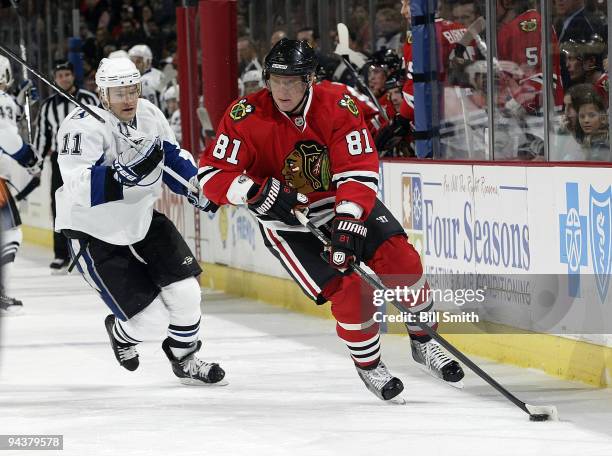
[387,396,408,405]
[415,363,464,389]
[179,378,229,387]
[0,307,24,317]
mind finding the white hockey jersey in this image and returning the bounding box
[0,90,34,180]
[55,99,197,245]
[140,68,164,109]
[169,109,181,144]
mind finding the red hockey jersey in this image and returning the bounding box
[497,9,563,111]
[198,85,379,219]
[399,19,472,120]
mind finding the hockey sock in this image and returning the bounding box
[113,318,142,346]
[167,318,201,359]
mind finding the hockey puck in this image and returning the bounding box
[529,414,549,422]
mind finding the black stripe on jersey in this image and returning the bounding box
[333,175,379,186]
[197,166,219,180]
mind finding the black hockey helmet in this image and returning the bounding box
[367,48,402,73]
[263,38,318,81]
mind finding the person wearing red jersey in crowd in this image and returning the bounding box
[561,35,609,106]
[316,74,388,137]
[495,0,564,117]
[198,39,464,401]
[376,0,475,151]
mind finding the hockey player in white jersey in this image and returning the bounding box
[0,55,42,314]
[55,57,225,385]
[128,44,164,109]
[162,85,181,143]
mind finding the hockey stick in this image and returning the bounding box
[294,210,559,422]
[335,23,390,123]
[0,43,199,193]
[10,0,32,143]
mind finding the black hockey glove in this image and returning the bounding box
[375,115,411,152]
[186,176,219,213]
[247,177,308,225]
[328,215,367,270]
[112,137,163,186]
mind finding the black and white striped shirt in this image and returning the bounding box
[33,88,100,157]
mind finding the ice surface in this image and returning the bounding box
[1,245,612,456]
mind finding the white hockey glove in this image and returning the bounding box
[186,176,219,212]
[112,136,163,186]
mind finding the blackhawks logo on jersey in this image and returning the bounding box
[519,19,537,33]
[281,141,331,194]
[338,94,360,117]
[229,98,254,121]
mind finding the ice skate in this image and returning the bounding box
[0,292,23,315]
[355,360,404,401]
[162,338,226,386]
[49,258,69,275]
[104,315,139,371]
[411,338,464,387]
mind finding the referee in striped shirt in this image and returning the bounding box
[33,60,99,273]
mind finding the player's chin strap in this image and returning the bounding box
[282,86,311,117]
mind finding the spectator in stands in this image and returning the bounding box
[296,27,318,49]
[552,90,584,160]
[554,0,608,88]
[374,7,403,52]
[451,0,480,27]
[270,30,287,49]
[116,18,145,49]
[237,36,262,78]
[572,84,610,160]
[561,35,609,103]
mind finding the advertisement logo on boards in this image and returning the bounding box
[401,173,424,258]
[559,182,612,302]
[589,186,612,301]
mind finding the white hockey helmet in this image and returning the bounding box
[0,55,13,88]
[163,85,179,102]
[128,44,153,71]
[108,49,130,59]
[242,69,263,87]
[96,57,141,106]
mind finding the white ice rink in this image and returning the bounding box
[2,244,612,456]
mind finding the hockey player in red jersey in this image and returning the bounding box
[495,0,563,115]
[376,0,475,152]
[198,39,464,401]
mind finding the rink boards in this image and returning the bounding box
[19,160,612,387]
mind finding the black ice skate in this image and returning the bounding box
[0,292,23,315]
[355,360,404,401]
[49,258,69,275]
[410,338,464,386]
[162,338,226,386]
[104,315,139,371]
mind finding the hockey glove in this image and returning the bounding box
[328,215,368,270]
[247,177,308,225]
[16,79,39,107]
[112,137,163,186]
[186,176,219,213]
[375,115,411,152]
